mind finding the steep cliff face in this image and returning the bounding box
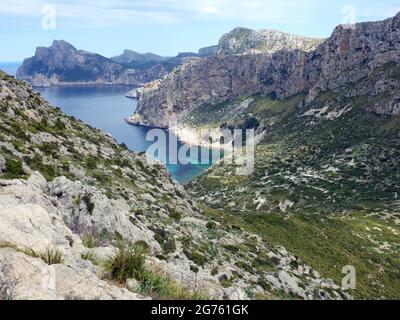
[132,12,400,128]
[16,41,169,87]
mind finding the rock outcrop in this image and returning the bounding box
[218,27,323,55]
[132,12,400,128]
[16,41,203,87]
[16,41,169,87]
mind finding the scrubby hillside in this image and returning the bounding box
[188,72,400,298]
[0,71,347,300]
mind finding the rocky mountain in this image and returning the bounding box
[130,12,400,128]
[218,27,324,55]
[0,71,348,300]
[198,45,219,57]
[111,50,166,67]
[16,41,203,87]
[126,13,400,299]
[16,41,170,87]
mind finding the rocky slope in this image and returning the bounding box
[131,12,400,129]
[0,71,347,300]
[187,79,400,299]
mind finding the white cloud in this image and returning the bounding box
[0,0,399,28]
[200,4,220,14]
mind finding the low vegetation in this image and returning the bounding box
[104,242,210,300]
[19,247,65,265]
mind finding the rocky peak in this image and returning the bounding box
[51,39,77,51]
[111,50,166,65]
[218,27,324,55]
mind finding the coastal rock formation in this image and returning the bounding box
[16,41,170,87]
[132,12,400,128]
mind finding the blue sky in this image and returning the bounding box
[0,0,399,62]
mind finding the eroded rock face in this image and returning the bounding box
[218,27,323,55]
[48,176,161,252]
[133,12,400,128]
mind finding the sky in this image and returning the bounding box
[0,0,399,62]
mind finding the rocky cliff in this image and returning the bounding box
[132,12,400,128]
[218,27,323,55]
[16,41,170,87]
[0,71,347,300]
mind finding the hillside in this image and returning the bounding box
[187,84,400,298]
[0,71,347,300]
[127,13,400,299]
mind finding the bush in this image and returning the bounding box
[206,221,218,230]
[169,209,182,221]
[81,251,99,265]
[81,234,102,248]
[82,193,95,215]
[85,157,98,170]
[105,242,147,284]
[4,159,24,178]
[139,270,209,300]
[183,250,208,267]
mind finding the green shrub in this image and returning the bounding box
[206,221,218,230]
[139,270,209,300]
[82,193,95,214]
[104,242,147,284]
[54,118,66,131]
[162,238,176,255]
[81,251,99,265]
[169,209,182,221]
[81,235,101,248]
[4,159,24,178]
[85,157,98,170]
[183,250,208,267]
[211,266,219,276]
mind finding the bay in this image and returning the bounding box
[34,85,212,184]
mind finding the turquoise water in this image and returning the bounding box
[33,85,212,184]
[0,62,212,183]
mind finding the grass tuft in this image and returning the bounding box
[19,246,64,265]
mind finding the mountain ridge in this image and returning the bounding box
[130,12,400,129]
